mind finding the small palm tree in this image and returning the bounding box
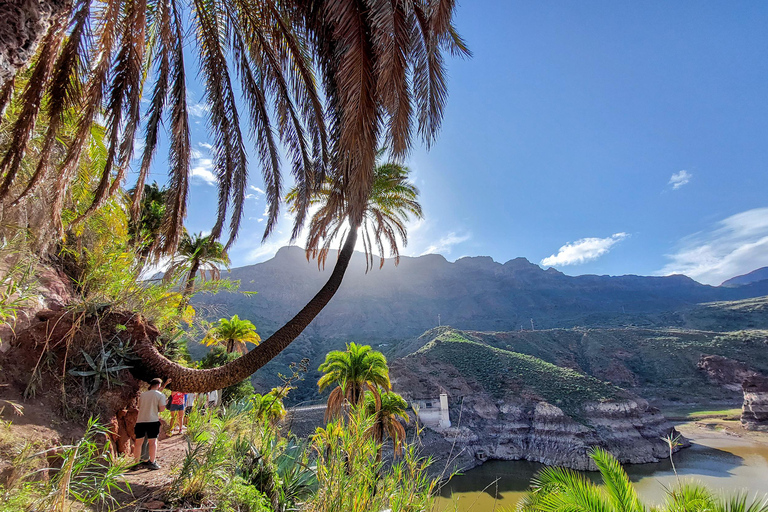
[317,343,391,420]
[287,149,423,271]
[519,447,768,512]
[202,314,260,355]
[251,389,288,425]
[364,391,409,457]
[166,232,230,300]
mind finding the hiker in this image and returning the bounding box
[183,392,196,426]
[206,389,219,409]
[168,390,185,435]
[133,377,168,470]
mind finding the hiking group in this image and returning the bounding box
[132,378,220,470]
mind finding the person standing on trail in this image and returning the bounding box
[168,390,185,435]
[133,377,168,470]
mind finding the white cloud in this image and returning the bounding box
[198,142,213,150]
[249,186,265,195]
[188,102,210,118]
[658,207,768,285]
[191,148,202,159]
[419,232,471,256]
[190,158,217,185]
[669,170,692,190]
[541,233,628,267]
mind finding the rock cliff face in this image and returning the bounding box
[742,376,768,431]
[697,354,760,392]
[419,398,682,472]
[389,331,685,472]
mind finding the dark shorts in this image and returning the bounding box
[135,421,161,439]
[168,404,184,411]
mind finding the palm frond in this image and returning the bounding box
[590,446,646,512]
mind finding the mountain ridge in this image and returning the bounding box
[722,266,768,287]
[189,246,768,401]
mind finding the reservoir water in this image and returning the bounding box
[434,423,768,511]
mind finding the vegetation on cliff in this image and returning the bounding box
[413,329,625,414]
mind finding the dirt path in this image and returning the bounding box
[117,433,189,511]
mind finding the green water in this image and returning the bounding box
[435,430,768,511]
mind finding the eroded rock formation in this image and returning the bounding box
[742,375,768,431]
[697,354,759,392]
[390,354,685,472]
[417,396,683,472]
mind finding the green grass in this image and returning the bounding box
[660,406,742,421]
[416,330,624,416]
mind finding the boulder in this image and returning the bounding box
[742,375,768,431]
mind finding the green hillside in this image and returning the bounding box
[682,296,768,331]
[412,329,625,415]
[436,327,768,403]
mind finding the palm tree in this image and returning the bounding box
[127,182,168,263]
[29,1,467,393]
[318,343,391,420]
[202,314,261,355]
[287,149,423,271]
[364,391,409,457]
[252,388,288,425]
[519,447,768,512]
[165,232,230,300]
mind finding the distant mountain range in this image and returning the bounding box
[722,267,768,287]
[194,246,768,340]
[190,246,768,399]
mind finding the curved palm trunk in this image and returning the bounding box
[132,226,359,392]
[0,0,71,88]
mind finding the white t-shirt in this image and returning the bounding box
[137,389,166,423]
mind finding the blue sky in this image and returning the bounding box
[154,1,768,285]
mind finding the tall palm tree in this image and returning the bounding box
[202,314,261,355]
[519,447,768,512]
[364,391,409,457]
[165,232,230,300]
[127,182,167,263]
[24,1,468,393]
[287,149,423,271]
[318,343,391,420]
